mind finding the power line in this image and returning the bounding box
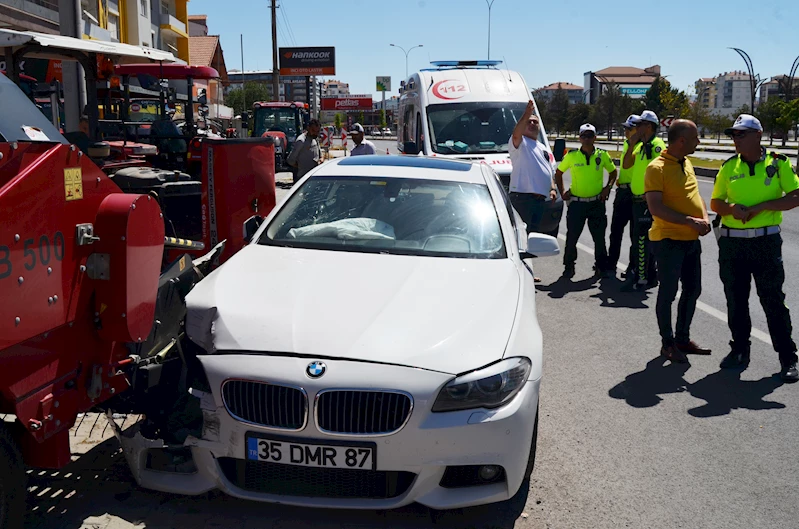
[276,16,289,46]
[279,1,297,46]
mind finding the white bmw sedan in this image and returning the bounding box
[120,155,559,510]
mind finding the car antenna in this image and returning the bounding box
[502,57,512,82]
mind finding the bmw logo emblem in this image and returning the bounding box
[306,361,326,378]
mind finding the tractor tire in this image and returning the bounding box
[0,425,26,529]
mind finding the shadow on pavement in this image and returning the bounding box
[537,275,600,299]
[24,436,529,529]
[608,356,691,408]
[590,278,652,309]
[686,369,786,418]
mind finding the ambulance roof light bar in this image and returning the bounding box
[425,60,504,70]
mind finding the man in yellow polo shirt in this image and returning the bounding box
[555,123,617,278]
[609,114,641,277]
[622,109,666,292]
[645,120,712,364]
[710,113,799,382]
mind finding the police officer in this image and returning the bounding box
[710,114,799,382]
[621,110,665,291]
[609,114,641,277]
[555,123,618,278]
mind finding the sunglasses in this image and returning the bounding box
[729,130,755,139]
[580,133,595,138]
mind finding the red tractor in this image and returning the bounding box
[0,29,276,527]
[249,101,310,170]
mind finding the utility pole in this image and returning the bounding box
[271,0,280,102]
[240,34,246,113]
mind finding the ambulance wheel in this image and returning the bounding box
[0,425,25,528]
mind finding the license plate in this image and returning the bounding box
[246,436,376,470]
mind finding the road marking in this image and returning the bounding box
[556,234,773,346]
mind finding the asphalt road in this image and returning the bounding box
[24,166,799,528]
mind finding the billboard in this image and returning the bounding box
[279,47,335,76]
[376,76,391,92]
[620,85,650,97]
[321,95,373,111]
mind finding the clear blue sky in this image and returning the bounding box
[190,0,799,102]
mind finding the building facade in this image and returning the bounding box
[322,80,350,97]
[535,82,584,105]
[759,75,799,103]
[583,65,661,104]
[0,0,189,62]
[226,70,321,112]
[693,71,753,116]
[694,78,717,109]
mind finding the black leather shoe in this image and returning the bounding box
[780,362,799,382]
[661,345,689,364]
[676,341,712,355]
[720,350,750,369]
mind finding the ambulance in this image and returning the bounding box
[397,60,552,188]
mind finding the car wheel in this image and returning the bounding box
[0,425,26,529]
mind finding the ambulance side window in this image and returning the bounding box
[415,113,424,154]
[403,105,413,143]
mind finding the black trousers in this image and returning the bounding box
[631,198,657,283]
[651,239,702,346]
[564,200,608,270]
[718,234,798,364]
[609,187,634,271]
[510,193,550,235]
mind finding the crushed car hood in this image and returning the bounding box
[186,245,520,374]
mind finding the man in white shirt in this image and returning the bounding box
[349,123,377,156]
[509,100,558,236]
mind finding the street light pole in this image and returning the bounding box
[730,48,767,112]
[390,43,423,80]
[485,0,496,60]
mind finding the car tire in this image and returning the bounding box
[523,407,539,481]
[0,425,26,529]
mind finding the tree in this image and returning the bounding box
[661,87,691,118]
[566,103,591,133]
[379,109,387,128]
[772,99,799,147]
[594,83,623,140]
[224,82,271,116]
[757,99,782,146]
[546,87,570,135]
[358,111,365,125]
[643,76,670,116]
[707,113,729,143]
[334,113,342,132]
[688,102,711,134]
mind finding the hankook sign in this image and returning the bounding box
[279,47,335,76]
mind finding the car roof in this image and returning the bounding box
[318,155,486,184]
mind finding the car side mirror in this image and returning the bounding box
[403,141,419,155]
[520,233,560,259]
[553,138,567,162]
[243,215,264,243]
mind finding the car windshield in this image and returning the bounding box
[254,107,298,139]
[260,176,506,259]
[427,101,537,154]
[129,100,161,123]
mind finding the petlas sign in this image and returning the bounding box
[321,95,373,110]
[279,47,335,75]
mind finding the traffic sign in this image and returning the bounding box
[320,128,331,147]
[660,117,674,128]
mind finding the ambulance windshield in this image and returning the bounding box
[426,101,537,155]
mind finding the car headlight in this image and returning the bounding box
[431,357,531,412]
